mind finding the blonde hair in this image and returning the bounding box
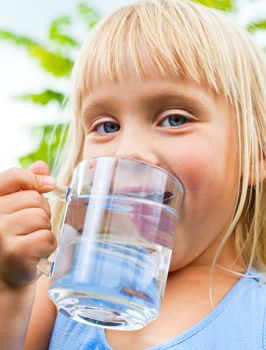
[53,0,266,272]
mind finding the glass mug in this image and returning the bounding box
[39,156,183,330]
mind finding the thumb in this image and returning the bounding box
[28,161,56,193]
[29,160,50,176]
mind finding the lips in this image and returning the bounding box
[114,186,175,203]
[130,200,178,249]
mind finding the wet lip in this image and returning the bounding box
[116,186,174,201]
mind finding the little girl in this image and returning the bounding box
[0,0,265,349]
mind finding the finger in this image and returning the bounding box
[0,229,57,286]
[0,208,52,236]
[0,167,56,196]
[0,190,51,217]
[29,161,50,176]
[5,229,57,260]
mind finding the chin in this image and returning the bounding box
[168,257,193,273]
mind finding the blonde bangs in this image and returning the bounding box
[72,0,248,105]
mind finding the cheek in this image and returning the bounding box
[184,147,238,222]
[83,137,115,159]
[169,145,228,193]
[167,144,239,269]
[168,132,239,204]
[175,150,231,228]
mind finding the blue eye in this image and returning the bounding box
[96,122,120,133]
[161,115,188,127]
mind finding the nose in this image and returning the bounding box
[114,128,160,166]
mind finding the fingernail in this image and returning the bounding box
[43,176,56,186]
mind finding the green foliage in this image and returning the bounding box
[0,2,100,169]
[15,89,65,106]
[194,0,234,11]
[49,16,79,47]
[77,3,101,29]
[19,123,69,173]
[247,19,266,33]
[0,30,37,47]
[0,30,74,77]
[28,46,74,77]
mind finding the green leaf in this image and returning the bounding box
[77,3,101,29]
[1,3,101,170]
[0,30,74,77]
[19,123,69,171]
[15,89,65,106]
[193,0,234,11]
[49,16,79,47]
[28,45,74,77]
[247,19,266,33]
[0,30,38,47]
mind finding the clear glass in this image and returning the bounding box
[47,156,183,330]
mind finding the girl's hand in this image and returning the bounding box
[0,161,57,288]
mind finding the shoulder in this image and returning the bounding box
[229,271,266,349]
[179,273,266,350]
[188,272,266,350]
[234,271,266,315]
[243,270,266,305]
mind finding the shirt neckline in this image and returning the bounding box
[100,269,261,350]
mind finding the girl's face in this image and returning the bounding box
[81,68,240,271]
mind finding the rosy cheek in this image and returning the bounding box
[169,150,211,194]
[167,147,232,234]
[173,148,238,240]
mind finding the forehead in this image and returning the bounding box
[82,50,214,102]
[81,68,228,121]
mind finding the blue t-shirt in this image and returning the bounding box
[49,270,266,349]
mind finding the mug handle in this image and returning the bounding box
[45,186,70,202]
[36,186,69,277]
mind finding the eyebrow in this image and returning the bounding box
[82,100,112,114]
[82,90,211,119]
[142,92,210,115]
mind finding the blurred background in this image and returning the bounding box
[0,0,265,173]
